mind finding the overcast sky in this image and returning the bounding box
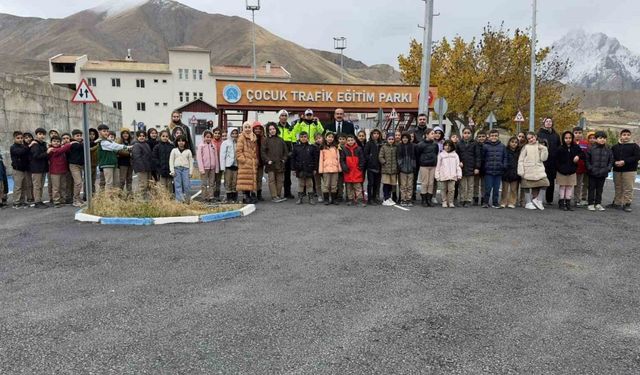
[0,0,638,67]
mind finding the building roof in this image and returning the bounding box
[210,65,291,79]
[175,98,218,114]
[50,55,83,63]
[81,60,171,74]
[168,45,211,53]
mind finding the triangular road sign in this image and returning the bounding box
[514,111,525,122]
[485,111,497,124]
[71,79,98,104]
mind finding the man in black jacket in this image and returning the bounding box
[29,128,49,208]
[537,117,561,204]
[411,113,429,199]
[324,108,355,136]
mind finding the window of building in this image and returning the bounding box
[185,92,190,102]
[193,69,197,80]
[179,92,183,102]
[193,92,198,100]
[111,78,121,87]
[163,102,168,107]
[154,102,159,107]
[198,70,203,80]
[137,102,146,111]
[178,69,183,80]
[162,79,167,83]
[184,68,189,80]
[154,79,158,83]
[112,101,122,110]
[199,92,203,99]
[87,77,97,87]
[136,79,145,88]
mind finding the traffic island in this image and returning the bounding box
[75,187,255,225]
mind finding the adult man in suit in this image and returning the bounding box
[324,108,355,136]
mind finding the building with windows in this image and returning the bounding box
[49,46,291,130]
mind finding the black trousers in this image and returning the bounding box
[545,172,556,203]
[588,176,606,205]
[367,170,381,201]
[412,168,419,200]
[284,158,292,197]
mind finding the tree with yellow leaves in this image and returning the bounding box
[398,24,581,134]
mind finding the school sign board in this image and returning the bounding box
[216,80,437,112]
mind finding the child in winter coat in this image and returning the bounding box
[318,131,341,205]
[197,130,221,202]
[555,131,584,211]
[573,127,589,206]
[313,133,325,202]
[291,131,319,204]
[415,128,439,207]
[117,128,133,193]
[379,132,398,206]
[98,125,131,192]
[340,134,366,207]
[261,122,288,203]
[518,132,550,210]
[152,130,174,191]
[435,140,462,208]
[456,127,482,208]
[336,133,347,201]
[220,128,239,203]
[473,130,487,205]
[47,136,74,206]
[170,135,194,203]
[499,137,521,209]
[10,131,30,207]
[482,129,507,208]
[396,132,416,207]
[29,128,49,208]
[131,130,153,196]
[611,129,640,212]
[211,128,224,200]
[586,131,613,211]
[363,129,383,205]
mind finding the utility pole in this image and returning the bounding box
[529,0,537,132]
[418,0,434,115]
[246,0,260,80]
[333,37,347,83]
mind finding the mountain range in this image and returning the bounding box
[551,29,640,91]
[0,1,639,93]
[0,0,400,83]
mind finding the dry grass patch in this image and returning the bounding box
[87,184,243,218]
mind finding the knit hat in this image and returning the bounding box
[277,109,289,117]
[433,126,444,133]
[387,132,395,139]
[35,127,46,135]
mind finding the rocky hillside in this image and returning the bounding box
[0,0,400,83]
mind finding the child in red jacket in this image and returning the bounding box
[340,134,366,207]
[47,136,74,206]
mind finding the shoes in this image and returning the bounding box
[473,197,479,206]
[34,202,48,209]
[595,204,605,211]
[307,193,316,205]
[317,194,324,203]
[346,201,353,206]
[72,202,84,207]
[499,204,506,209]
[448,202,455,208]
[296,193,304,205]
[507,204,516,209]
[482,203,490,208]
[332,193,339,205]
[407,201,414,207]
[532,199,544,210]
[382,199,395,206]
[359,200,367,207]
[623,204,632,212]
[492,205,502,209]
[323,193,330,205]
[525,202,537,210]
[587,205,596,211]
[605,203,619,209]
[442,202,448,208]
[426,193,433,207]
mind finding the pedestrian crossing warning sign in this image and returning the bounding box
[514,111,525,122]
[71,79,98,104]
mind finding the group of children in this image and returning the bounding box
[3,121,199,208]
[2,112,638,213]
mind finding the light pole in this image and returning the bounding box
[333,37,347,83]
[246,0,260,81]
[529,0,537,132]
[418,0,434,115]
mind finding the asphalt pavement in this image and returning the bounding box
[0,181,639,374]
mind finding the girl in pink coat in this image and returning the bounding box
[436,140,463,208]
[197,130,221,202]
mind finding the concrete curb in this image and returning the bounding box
[74,204,256,225]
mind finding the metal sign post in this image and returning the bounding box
[71,79,98,211]
[514,110,525,133]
